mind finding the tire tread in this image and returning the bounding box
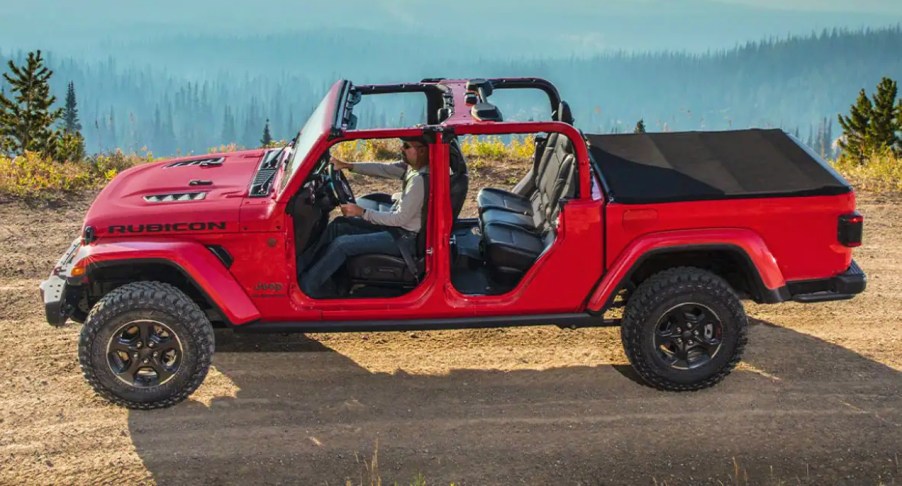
[78,281,214,409]
[620,267,748,391]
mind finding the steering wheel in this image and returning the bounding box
[326,154,355,205]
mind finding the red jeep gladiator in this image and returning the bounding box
[40,78,865,409]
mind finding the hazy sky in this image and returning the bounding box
[0,0,900,58]
[713,0,902,13]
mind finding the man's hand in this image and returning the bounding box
[340,203,364,217]
[330,156,351,171]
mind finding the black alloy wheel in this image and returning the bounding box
[79,281,214,409]
[653,303,724,370]
[620,267,748,391]
[106,319,184,387]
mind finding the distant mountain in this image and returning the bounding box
[1,25,899,156]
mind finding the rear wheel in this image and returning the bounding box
[78,281,214,409]
[620,267,747,391]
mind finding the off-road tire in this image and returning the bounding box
[78,281,214,409]
[620,267,748,391]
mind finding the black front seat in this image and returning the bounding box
[346,138,470,287]
[345,137,469,287]
[345,172,429,285]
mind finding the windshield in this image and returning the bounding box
[279,95,332,192]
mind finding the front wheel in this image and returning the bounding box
[78,281,214,409]
[620,267,748,391]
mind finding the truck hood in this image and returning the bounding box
[84,149,271,239]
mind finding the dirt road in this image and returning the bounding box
[0,192,899,485]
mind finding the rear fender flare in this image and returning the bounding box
[76,240,261,325]
[586,228,787,312]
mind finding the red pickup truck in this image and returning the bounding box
[40,78,865,409]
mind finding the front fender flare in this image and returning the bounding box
[75,239,261,325]
[586,228,786,313]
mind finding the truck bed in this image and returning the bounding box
[586,129,850,204]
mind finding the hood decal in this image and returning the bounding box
[144,192,207,203]
[164,157,224,168]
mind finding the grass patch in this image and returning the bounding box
[831,149,902,192]
[0,150,155,200]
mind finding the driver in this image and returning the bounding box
[299,136,430,298]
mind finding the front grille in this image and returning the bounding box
[144,192,207,203]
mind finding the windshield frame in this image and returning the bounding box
[276,80,348,197]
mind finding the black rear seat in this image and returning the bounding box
[480,134,575,232]
[480,135,578,279]
[482,225,556,278]
[476,134,560,215]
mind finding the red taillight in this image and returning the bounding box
[838,212,863,247]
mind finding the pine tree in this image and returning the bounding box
[814,117,834,159]
[837,89,874,162]
[152,104,177,155]
[867,77,898,152]
[55,81,86,161]
[152,106,163,153]
[107,107,117,150]
[896,97,902,155]
[162,104,177,154]
[62,81,82,133]
[0,50,63,156]
[242,97,260,147]
[260,118,273,146]
[825,118,834,159]
[634,119,646,133]
[221,105,237,144]
[838,77,902,160]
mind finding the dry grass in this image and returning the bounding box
[0,150,153,200]
[831,148,902,192]
[333,139,403,162]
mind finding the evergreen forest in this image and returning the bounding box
[1,25,899,157]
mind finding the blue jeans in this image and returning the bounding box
[300,217,405,298]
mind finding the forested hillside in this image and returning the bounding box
[1,26,899,156]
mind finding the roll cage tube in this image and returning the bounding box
[486,78,563,115]
[340,82,454,131]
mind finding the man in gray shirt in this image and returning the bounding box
[299,136,430,298]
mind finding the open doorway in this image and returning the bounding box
[450,132,578,295]
[288,136,434,300]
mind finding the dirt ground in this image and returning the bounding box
[0,187,899,485]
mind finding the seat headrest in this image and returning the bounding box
[448,137,468,175]
[553,101,574,124]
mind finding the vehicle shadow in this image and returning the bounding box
[128,319,901,485]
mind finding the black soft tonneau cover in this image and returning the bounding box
[586,129,851,204]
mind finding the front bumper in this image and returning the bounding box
[789,259,867,303]
[39,238,83,326]
[39,273,72,326]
